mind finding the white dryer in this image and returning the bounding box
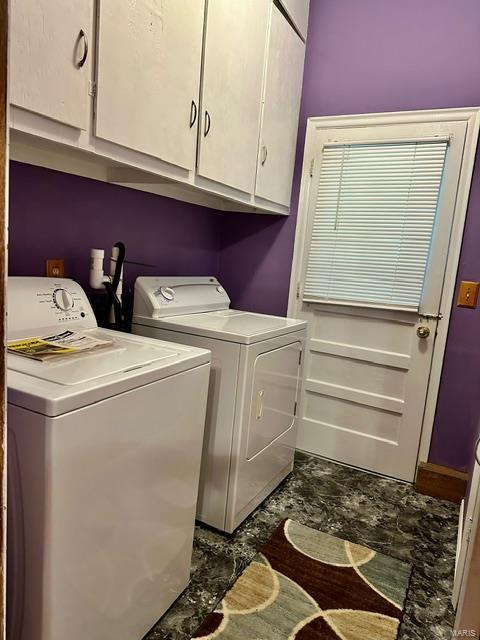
[7,277,211,640]
[132,277,307,533]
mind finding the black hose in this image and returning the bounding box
[103,281,123,329]
[111,242,126,293]
[103,241,126,330]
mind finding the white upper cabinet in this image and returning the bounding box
[9,0,308,214]
[255,5,305,206]
[95,0,205,171]
[197,0,271,194]
[278,0,310,40]
[10,0,92,129]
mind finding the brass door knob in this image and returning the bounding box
[416,325,430,339]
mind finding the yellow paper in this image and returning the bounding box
[7,337,75,358]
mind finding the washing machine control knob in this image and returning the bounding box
[216,286,224,294]
[53,288,74,311]
[160,286,175,301]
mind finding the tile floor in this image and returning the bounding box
[146,452,459,640]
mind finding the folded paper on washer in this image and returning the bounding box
[7,330,113,361]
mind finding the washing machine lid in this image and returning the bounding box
[135,309,307,344]
[9,330,183,385]
[7,328,210,416]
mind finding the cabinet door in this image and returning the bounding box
[255,6,305,207]
[95,0,204,170]
[10,0,91,129]
[198,0,270,194]
[279,0,310,39]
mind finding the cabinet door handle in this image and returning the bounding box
[77,29,88,68]
[261,145,268,166]
[204,110,211,137]
[189,100,198,128]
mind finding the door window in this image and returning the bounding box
[303,140,448,310]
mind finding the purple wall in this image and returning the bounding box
[218,0,480,471]
[9,162,221,295]
[429,155,480,471]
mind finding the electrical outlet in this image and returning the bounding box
[46,259,65,278]
[457,281,480,308]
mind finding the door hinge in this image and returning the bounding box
[296,282,301,299]
[298,351,302,366]
[88,80,97,97]
[309,158,314,177]
[293,401,297,416]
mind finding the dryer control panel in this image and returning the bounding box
[134,276,231,318]
[7,277,97,339]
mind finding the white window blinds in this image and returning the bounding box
[303,139,449,310]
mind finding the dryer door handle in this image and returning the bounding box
[256,389,265,421]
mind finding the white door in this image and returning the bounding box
[453,439,480,609]
[454,441,480,632]
[290,118,470,481]
[278,0,310,40]
[197,0,270,193]
[10,0,92,129]
[95,0,204,169]
[255,5,305,206]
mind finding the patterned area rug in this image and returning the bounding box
[192,519,411,639]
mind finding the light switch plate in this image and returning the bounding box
[46,259,65,278]
[457,281,480,308]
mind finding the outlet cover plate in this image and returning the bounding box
[457,281,480,308]
[46,259,65,278]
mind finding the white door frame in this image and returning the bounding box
[288,107,480,470]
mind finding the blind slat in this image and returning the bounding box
[303,140,448,309]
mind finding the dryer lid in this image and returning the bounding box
[137,309,307,345]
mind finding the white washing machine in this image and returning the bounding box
[7,277,211,640]
[132,277,307,533]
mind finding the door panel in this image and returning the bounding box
[247,341,301,459]
[298,305,428,480]
[198,0,270,193]
[310,307,414,351]
[304,393,401,443]
[10,0,91,129]
[309,354,407,399]
[95,0,204,169]
[292,120,468,481]
[255,5,305,206]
